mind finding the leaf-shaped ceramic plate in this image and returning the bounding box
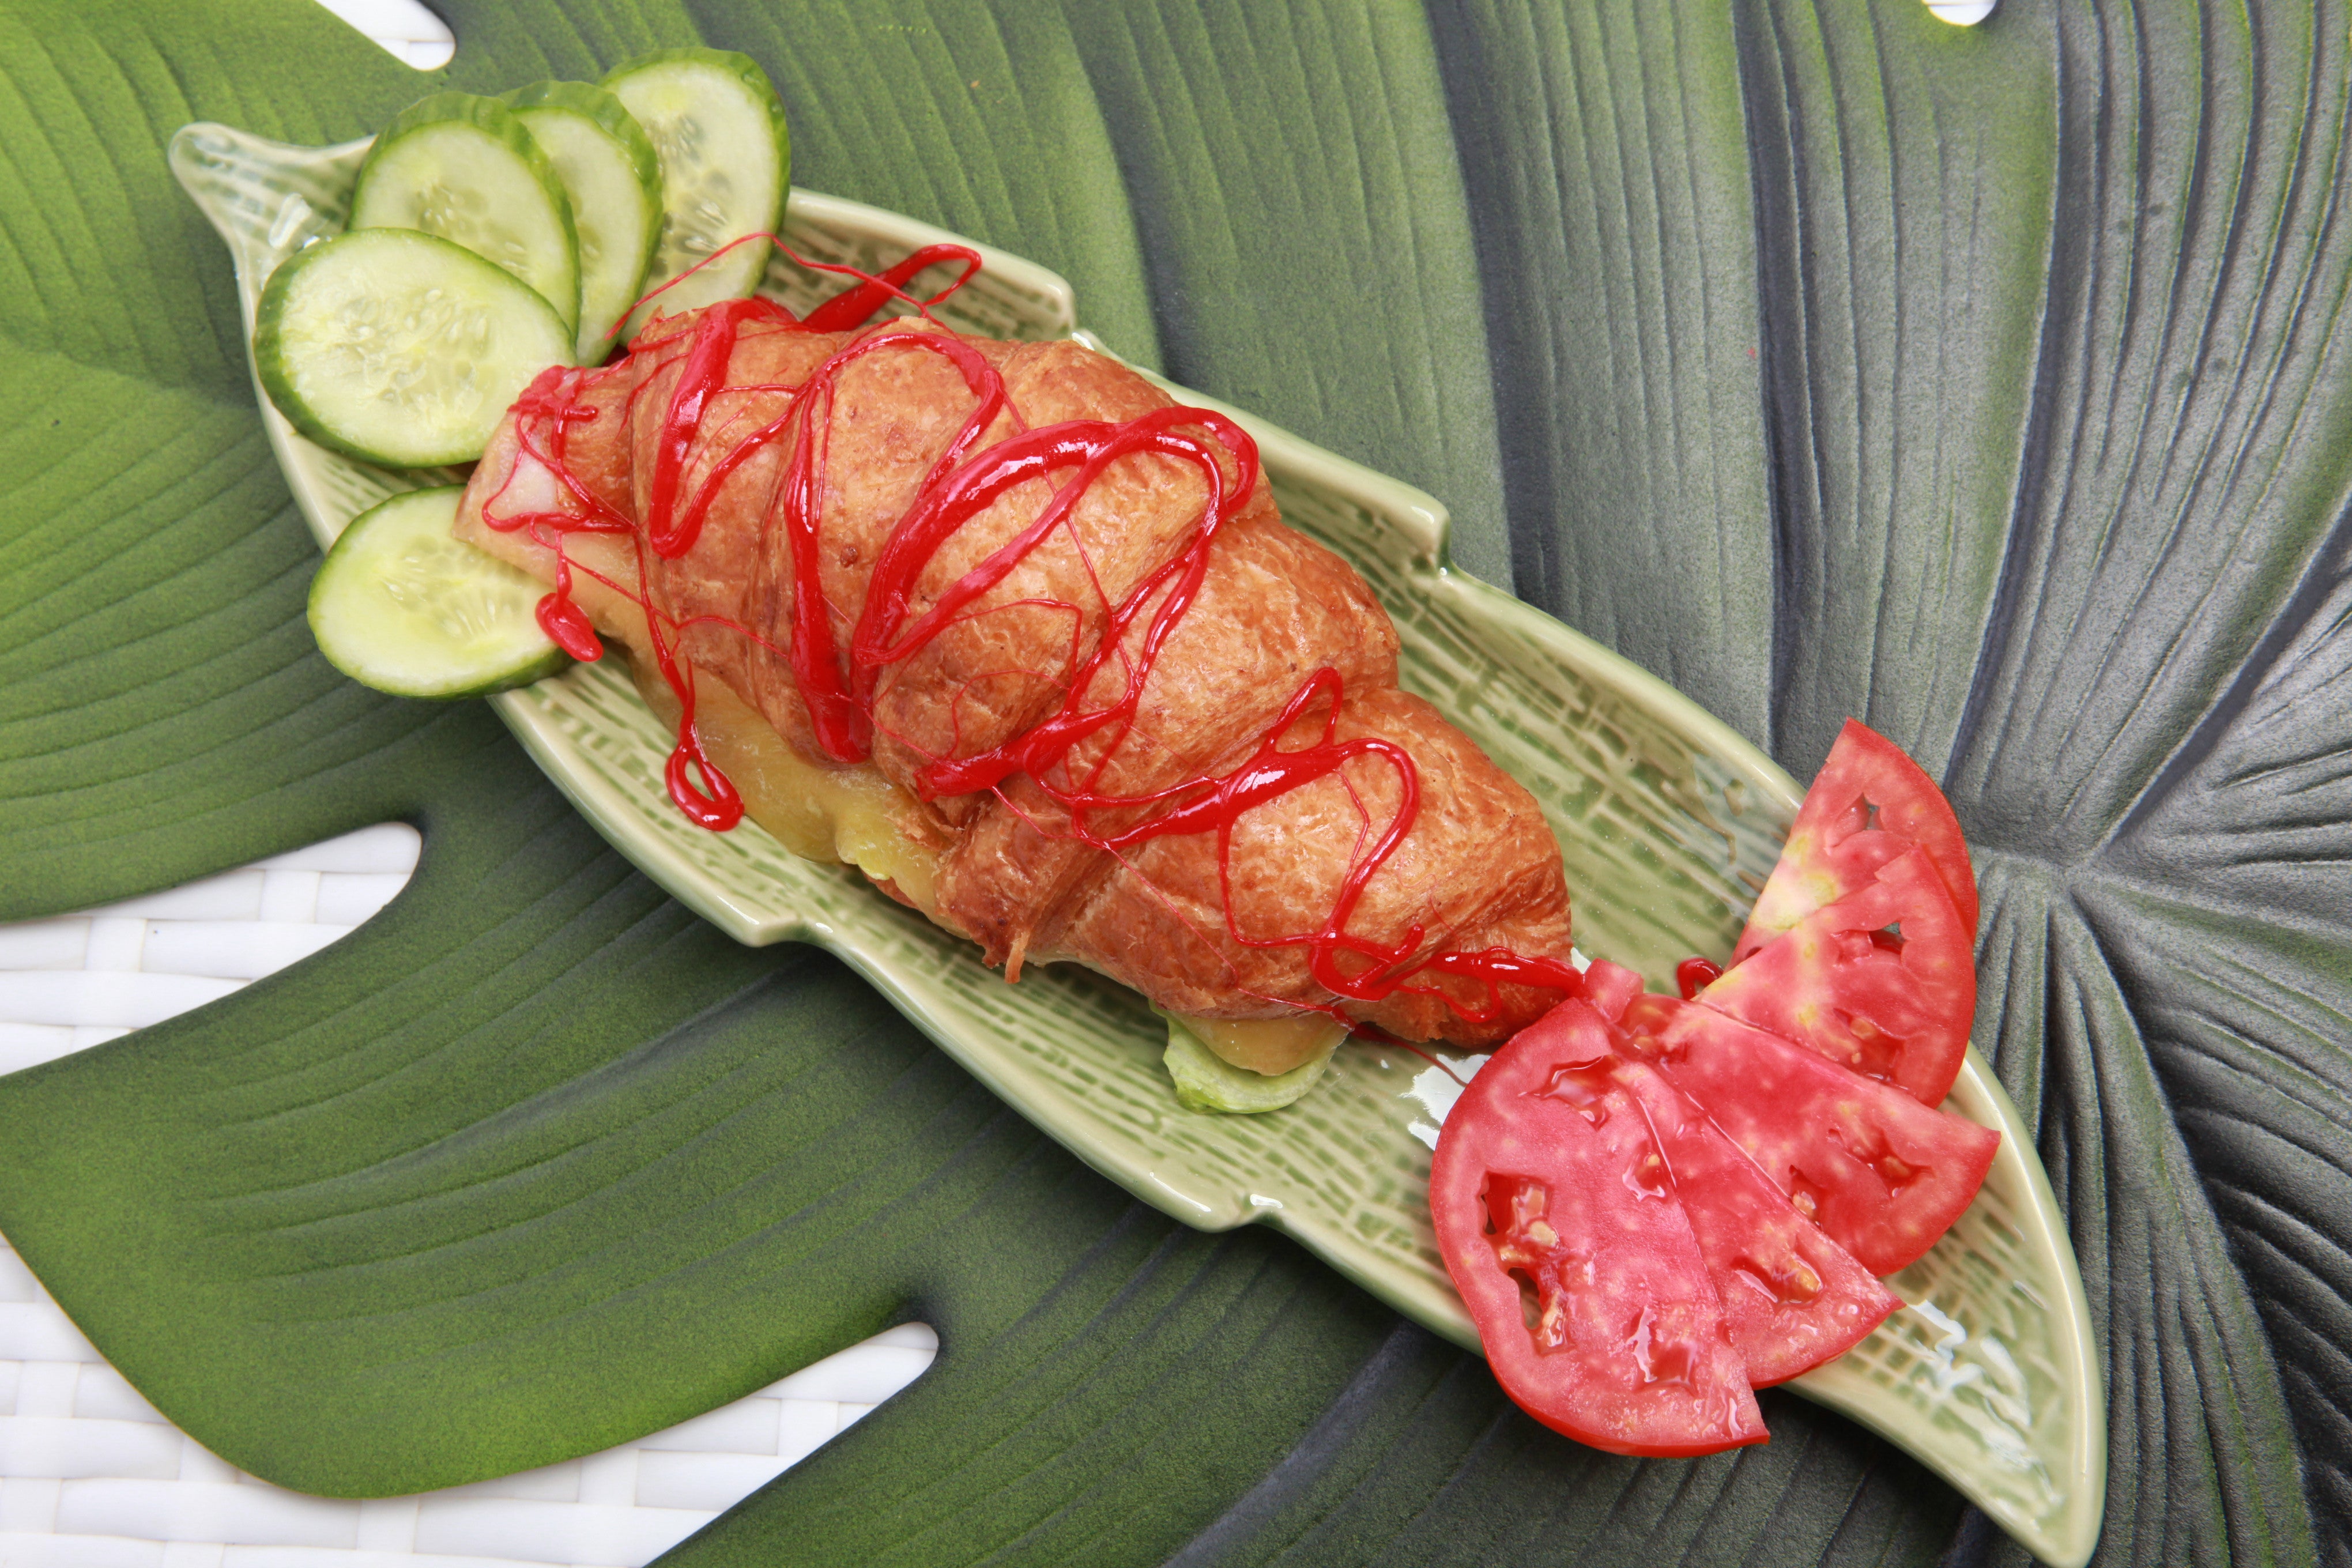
[172,120,2102,1567]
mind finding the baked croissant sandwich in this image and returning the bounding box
[453,295,1580,1067]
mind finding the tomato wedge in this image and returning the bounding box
[1732,718,1978,966]
[1618,992,2000,1276]
[1582,961,1902,1378]
[1699,845,1975,1106]
[1428,724,1992,1456]
[1605,1052,1901,1384]
[1430,999,1766,1456]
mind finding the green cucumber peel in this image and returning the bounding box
[503,80,664,363]
[350,90,583,335]
[602,47,791,337]
[254,227,574,469]
[307,487,570,700]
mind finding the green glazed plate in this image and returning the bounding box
[171,119,2103,1568]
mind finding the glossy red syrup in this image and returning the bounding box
[1676,956,1723,1000]
[481,247,1579,1026]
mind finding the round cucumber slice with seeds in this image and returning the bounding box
[504,80,662,363]
[350,91,583,334]
[603,48,790,337]
[255,227,574,469]
[308,487,570,699]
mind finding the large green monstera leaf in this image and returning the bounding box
[0,1,2343,1564]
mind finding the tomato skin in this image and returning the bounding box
[1430,720,1993,1450]
[1733,719,1978,966]
[1619,993,1999,1276]
[1699,846,1975,1106]
[1430,1000,1766,1457]
[1606,1053,1900,1385]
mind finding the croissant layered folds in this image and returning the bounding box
[455,306,1574,1045]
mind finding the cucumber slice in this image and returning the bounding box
[350,92,582,334]
[603,48,790,337]
[1161,1013,1345,1114]
[504,81,663,363]
[308,487,568,699]
[255,228,574,468]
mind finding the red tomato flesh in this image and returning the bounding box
[1576,960,1905,1381]
[1699,846,1976,1106]
[1617,992,2000,1276]
[1429,999,1766,1456]
[1429,723,1993,1456]
[1580,956,1645,1019]
[1732,718,1979,966]
[1605,1052,1901,1384]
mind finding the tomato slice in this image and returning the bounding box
[1575,963,1901,1382]
[1699,846,1975,1106]
[1618,993,2000,1276]
[1606,1053,1900,1385]
[1732,719,1978,966]
[1429,1000,1766,1456]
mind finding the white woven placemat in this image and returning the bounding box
[0,824,933,1567]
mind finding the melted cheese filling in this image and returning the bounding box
[546,533,946,910]
[512,525,1343,1078]
[1179,1012,1351,1076]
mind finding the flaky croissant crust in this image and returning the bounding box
[457,308,1574,1044]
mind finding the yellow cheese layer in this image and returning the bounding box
[508,529,1345,1066]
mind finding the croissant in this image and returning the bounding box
[453,296,1577,1053]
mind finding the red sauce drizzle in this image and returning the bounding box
[1676,956,1723,1000]
[801,244,983,332]
[480,251,1580,1027]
